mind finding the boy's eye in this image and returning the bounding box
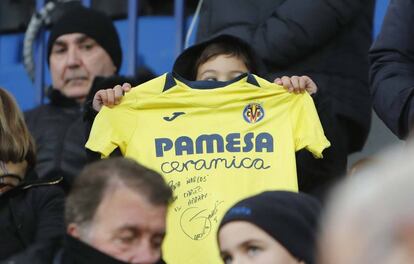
[247,245,261,256]
[202,77,218,81]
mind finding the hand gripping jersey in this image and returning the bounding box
[86,73,330,264]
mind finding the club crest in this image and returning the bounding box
[243,103,264,124]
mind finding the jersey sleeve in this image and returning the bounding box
[290,93,330,158]
[85,104,137,158]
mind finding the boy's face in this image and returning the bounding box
[196,54,249,82]
[218,221,303,264]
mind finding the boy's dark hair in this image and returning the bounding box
[65,157,172,227]
[193,39,257,80]
[173,35,261,80]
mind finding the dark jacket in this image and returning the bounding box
[197,0,374,153]
[0,170,64,261]
[24,76,140,190]
[369,0,414,139]
[24,90,86,189]
[2,235,167,264]
[2,235,130,264]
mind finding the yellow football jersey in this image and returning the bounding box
[86,73,330,264]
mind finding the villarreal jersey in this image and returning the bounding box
[86,73,330,264]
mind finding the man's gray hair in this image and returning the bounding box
[65,157,172,228]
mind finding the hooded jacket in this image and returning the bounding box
[173,34,266,79]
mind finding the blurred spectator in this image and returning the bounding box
[24,5,139,191]
[0,87,64,261]
[196,0,375,199]
[319,144,414,264]
[347,156,377,176]
[369,0,414,139]
[3,157,172,264]
[218,191,321,264]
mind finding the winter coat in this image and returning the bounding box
[24,76,140,190]
[0,170,64,261]
[369,0,414,139]
[197,0,374,153]
[24,90,87,189]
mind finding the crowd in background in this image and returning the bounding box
[1,0,414,263]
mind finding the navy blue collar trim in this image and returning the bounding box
[163,72,261,92]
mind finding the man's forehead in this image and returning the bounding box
[53,33,96,45]
[116,223,166,234]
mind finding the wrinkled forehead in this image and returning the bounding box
[93,185,167,232]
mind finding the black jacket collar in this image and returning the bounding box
[48,89,79,108]
[60,235,128,264]
[1,170,62,198]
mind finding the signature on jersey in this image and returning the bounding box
[180,200,224,241]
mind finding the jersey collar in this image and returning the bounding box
[163,72,260,92]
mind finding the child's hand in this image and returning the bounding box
[274,75,317,95]
[92,83,132,112]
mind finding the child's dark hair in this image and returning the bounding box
[192,37,258,80]
[173,34,261,81]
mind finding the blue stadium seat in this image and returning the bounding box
[115,16,176,76]
[373,0,390,38]
[0,16,187,111]
[0,64,36,110]
[0,33,24,66]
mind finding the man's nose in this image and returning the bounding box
[65,46,81,67]
[129,242,160,264]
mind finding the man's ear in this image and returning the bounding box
[67,223,81,238]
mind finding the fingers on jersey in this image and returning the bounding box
[302,75,317,95]
[121,82,132,93]
[93,83,133,112]
[274,76,318,95]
